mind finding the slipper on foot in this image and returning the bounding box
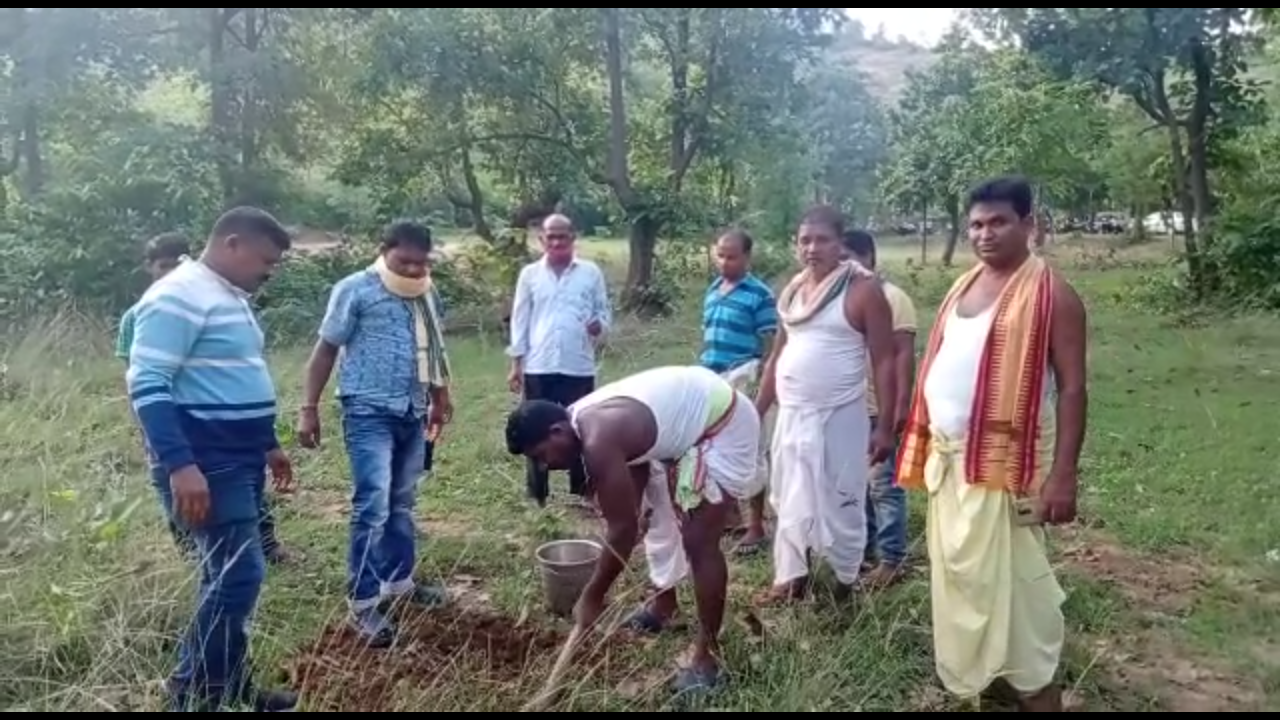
[671,665,726,695]
[734,536,769,556]
[623,607,670,635]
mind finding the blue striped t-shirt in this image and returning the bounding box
[126,260,278,473]
[699,274,778,373]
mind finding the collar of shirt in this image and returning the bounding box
[708,273,759,294]
[190,257,252,300]
[540,255,579,272]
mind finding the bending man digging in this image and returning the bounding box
[505,365,761,694]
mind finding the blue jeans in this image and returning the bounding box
[342,410,425,609]
[154,466,278,561]
[865,417,908,566]
[152,463,268,711]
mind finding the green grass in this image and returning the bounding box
[2,237,1277,711]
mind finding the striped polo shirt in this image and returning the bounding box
[126,260,278,473]
[699,273,778,373]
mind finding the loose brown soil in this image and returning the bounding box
[285,605,630,711]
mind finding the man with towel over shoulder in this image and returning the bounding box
[298,220,454,648]
[896,176,1088,711]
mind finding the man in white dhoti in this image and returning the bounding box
[504,365,761,694]
[753,205,898,604]
[897,176,1087,711]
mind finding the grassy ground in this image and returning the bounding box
[2,236,1277,711]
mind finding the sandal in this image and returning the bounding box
[734,535,769,557]
[382,582,449,612]
[623,606,671,635]
[671,664,726,695]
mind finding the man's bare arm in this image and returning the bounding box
[579,429,641,601]
[301,340,340,407]
[1048,275,1088,475]
[893,330,916,427]
[754,327,786,413]
[848,280,897,431]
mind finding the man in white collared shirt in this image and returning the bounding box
[508,213,613,507]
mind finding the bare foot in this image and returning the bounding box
[752,579,808,607]
[860,562,907,590]
[1017,684,1063,712]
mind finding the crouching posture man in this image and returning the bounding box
[504,365,761,694]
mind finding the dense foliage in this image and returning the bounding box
[2,7,1280,332]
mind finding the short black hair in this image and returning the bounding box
[800,204,847,237]
[505,400,570,455]
[144,232,190,263]
[381,220,433,252]
[966,176,1034,219]
[716,228,754,254]
[211,206,292,251]
[841,229,876,258]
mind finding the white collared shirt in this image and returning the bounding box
[507,256,611,377]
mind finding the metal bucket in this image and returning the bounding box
[535,539,602,617]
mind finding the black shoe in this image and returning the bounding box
[252,688,299,712]
[350,606,396,649]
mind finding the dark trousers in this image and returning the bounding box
[152,463,269,710]
[156,468,278,562]
[524,373,595,505]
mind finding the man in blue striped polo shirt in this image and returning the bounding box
[699,229,777,554]
[128,206,297,712]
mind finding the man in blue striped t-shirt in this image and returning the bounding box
[699,229,777,554]
[127,206,297,713]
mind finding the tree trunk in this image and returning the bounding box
[1186,37,1214,247]
[941,195,961,266]
[601,7,658,308]
[624,213,660,314]
[208,8,238,203]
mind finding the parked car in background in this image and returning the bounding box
[1143,211,1191,234]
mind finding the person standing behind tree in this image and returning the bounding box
[507,213,612,508]
[297,220,454,648]
[127,207,298,712]
[840,229,917,588]
[698,228,778,555]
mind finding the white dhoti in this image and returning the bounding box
[718,360,774,491]
[926,431,1065,697]
[641,390,763,589]
[770,397,869,586]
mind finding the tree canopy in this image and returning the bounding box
[3,7,1280,317]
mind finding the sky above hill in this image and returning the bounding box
[844,7,961,46]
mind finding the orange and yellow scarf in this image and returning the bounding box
[895,255,1054,496]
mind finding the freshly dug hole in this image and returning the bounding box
[285,605,629,711]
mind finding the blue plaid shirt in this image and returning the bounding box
[699,274,778,373]
[319,269,446,419]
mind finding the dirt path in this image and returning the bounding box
[1057,528,1266,711]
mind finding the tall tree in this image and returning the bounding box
[969,8,1261,291]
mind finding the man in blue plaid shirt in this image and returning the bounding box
[699,229,777,553]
